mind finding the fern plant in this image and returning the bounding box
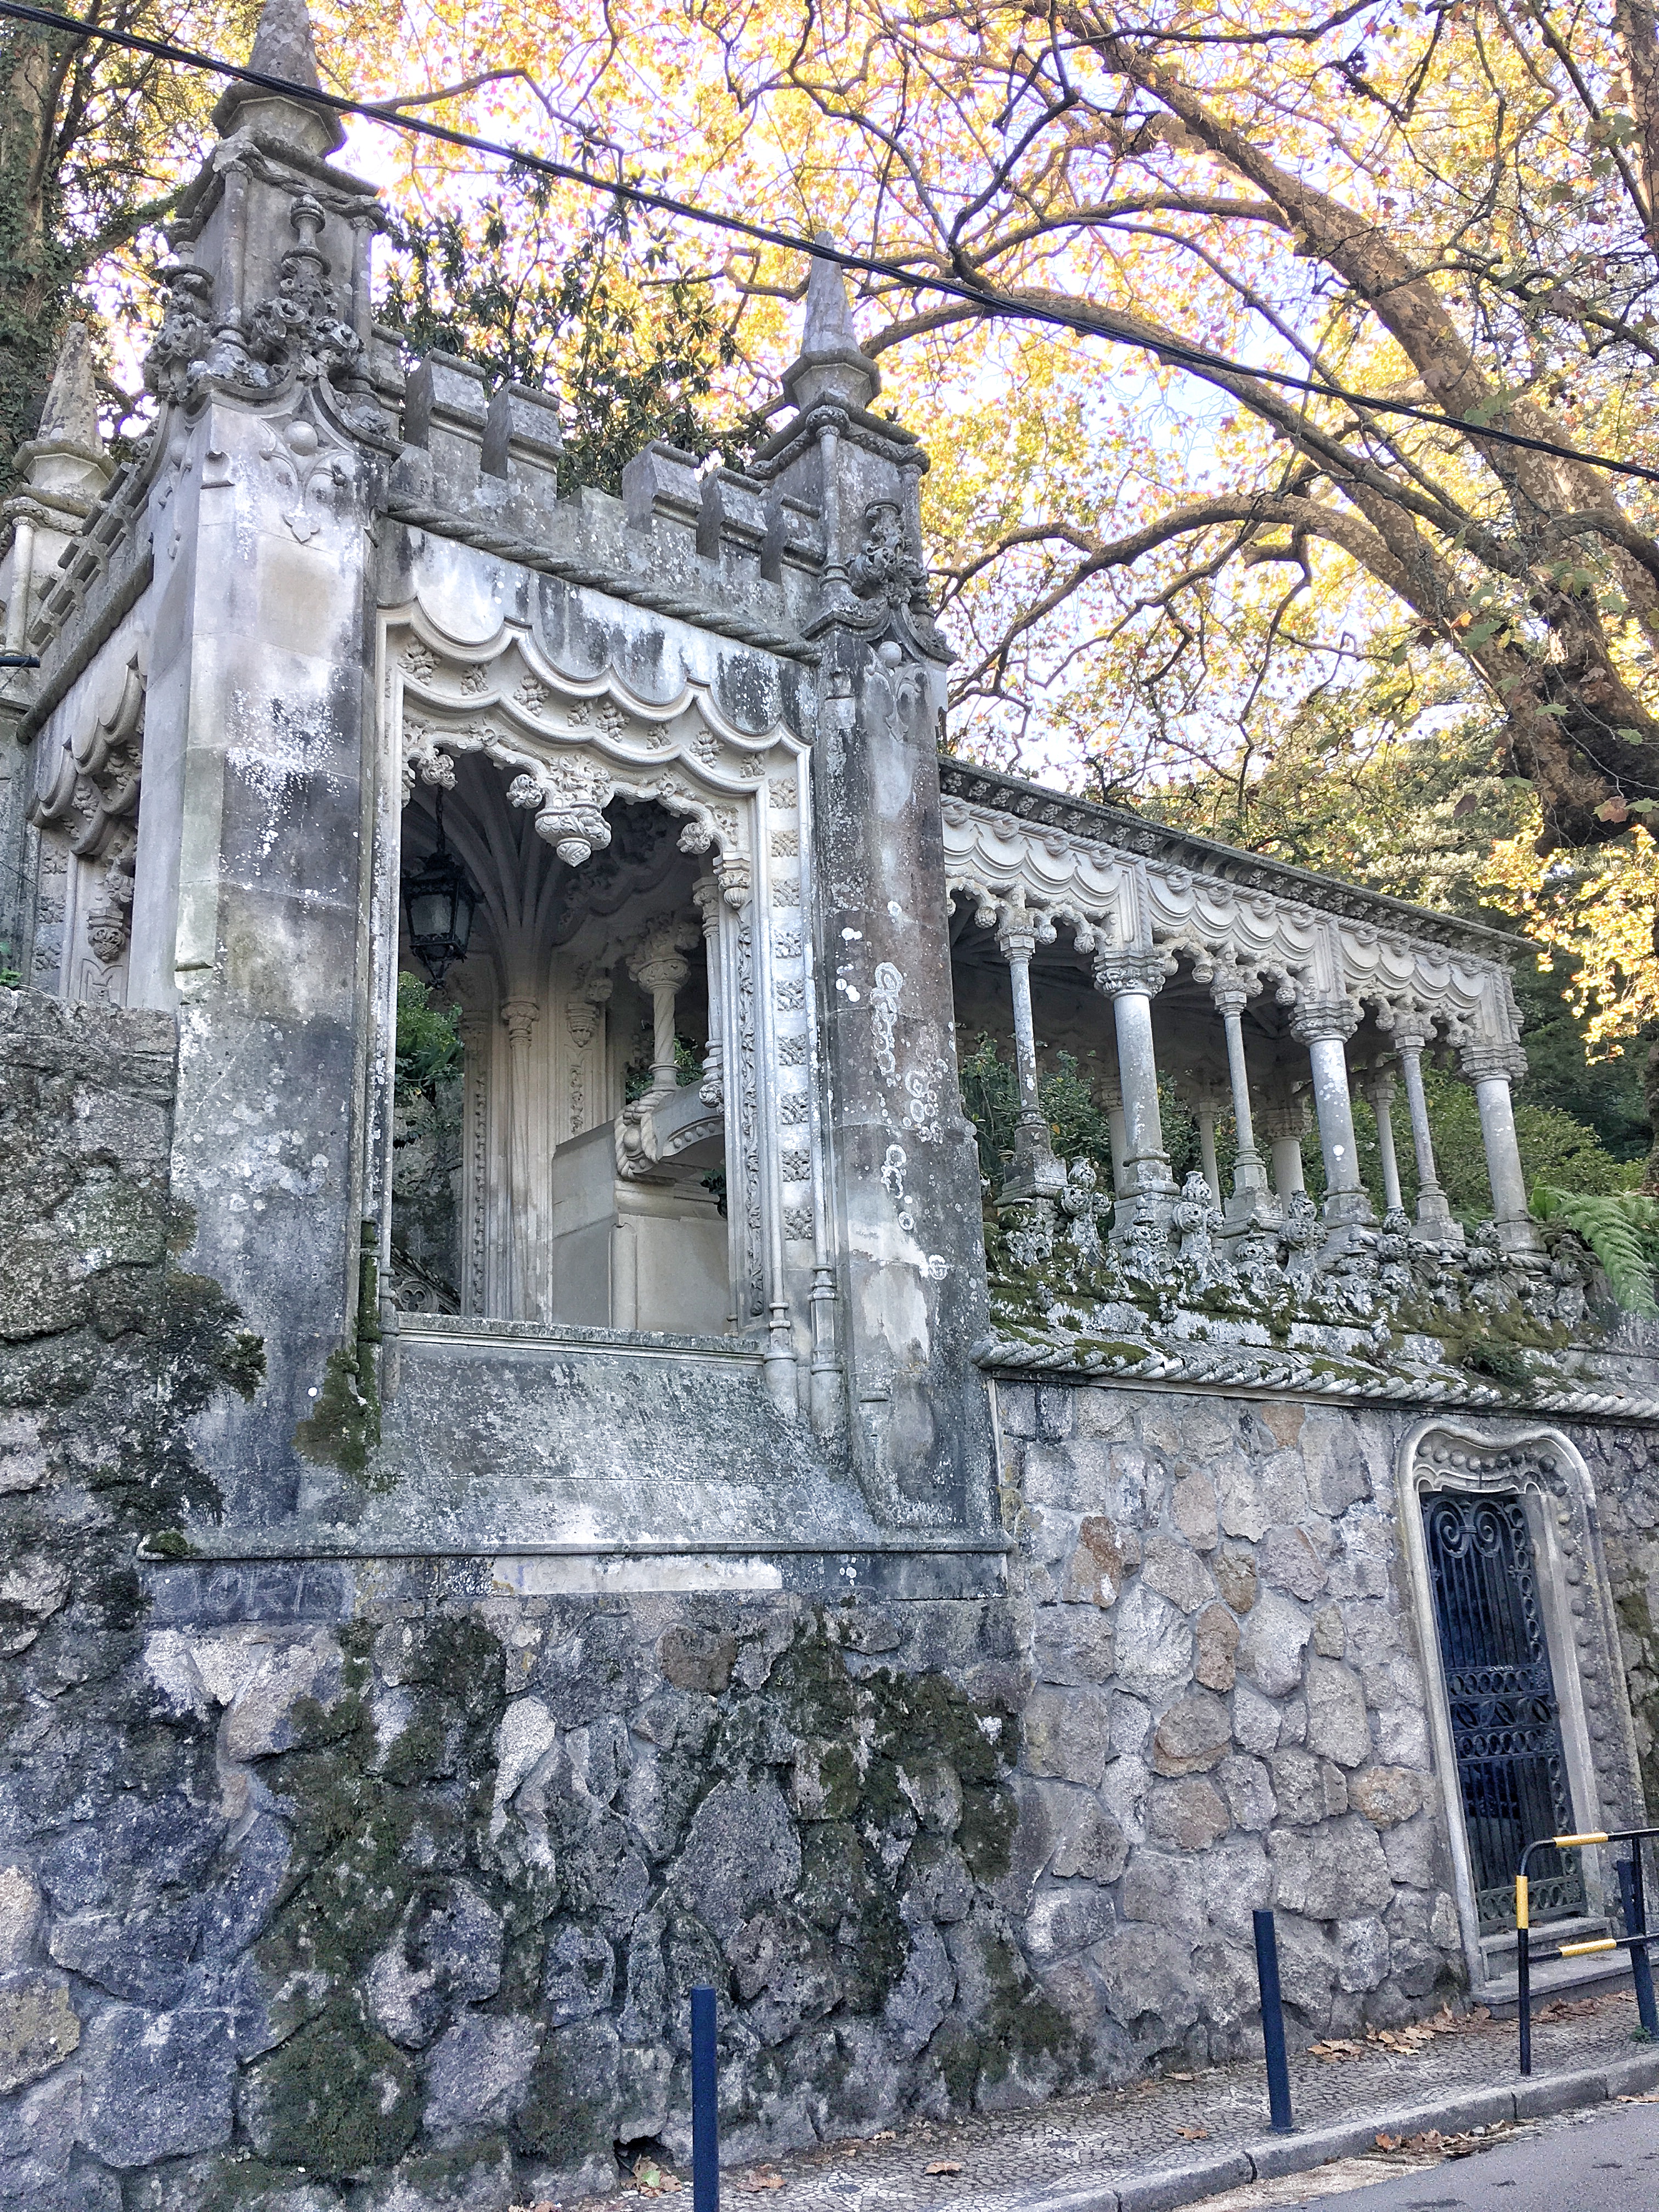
[1531,1186,1659,1318]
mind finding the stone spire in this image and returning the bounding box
[213,0,343,150]
[249,0,324,87]
[35,322,101,453]
[780,233,881,415]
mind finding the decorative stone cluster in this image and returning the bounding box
[986,1166,1599,1397]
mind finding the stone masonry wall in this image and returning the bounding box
[1579,1426,1659,1812]
[996,1381,1469,2074]
[6,982,1658,2211]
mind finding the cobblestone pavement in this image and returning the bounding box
[557,1990,1659,2212]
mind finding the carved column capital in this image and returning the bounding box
[1093,949,1169,1000]
[1289,994,1359,1046]
[1459,1037,1528,1086]
[501,996,539,1047]
[1209,964,1256,1018]
[1258,1096,1311,1143]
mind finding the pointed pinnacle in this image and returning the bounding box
[36,322,101,450]
[249,0,323,91]
[803,232,862,357]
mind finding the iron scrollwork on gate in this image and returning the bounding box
[1422,1489,1584,1932]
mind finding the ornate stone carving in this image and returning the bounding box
[31,651,145,968]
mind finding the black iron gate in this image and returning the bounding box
[1421,1488,1584,1931]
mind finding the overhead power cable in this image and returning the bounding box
[5,0,1659,492]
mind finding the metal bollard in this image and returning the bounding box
[1618,1854,1659,2041]
[692,1985,719,2212]
[1252,1908,1294,2133]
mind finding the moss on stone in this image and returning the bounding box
[242,1998,420,2175]
[293,1338,381,1477]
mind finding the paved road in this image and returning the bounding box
[1269,2101,1659,2211]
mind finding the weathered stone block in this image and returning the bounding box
[241,2011,420,2177]
[1349,1765,1425,1828]
[1216,1754,1276,1833]
[1313,1604,1346,1657]
[1047,1796,1130,1885]
[1237,1589,1311,1699]
[1060,1516,1138,1606]
[1260,1523,1327,1601]
[1269,1816,1394,1919]
[1214,1547,1257,1615]
[1113,1584,1193,1699]
[0,1970,79,2094]
[1121,1849,1207,1938]
[1335,1913,1391,1993]
[1267,1748,1349,1826]
[543,1923,616,2026]
[1193,1603,1239,1691]
[1072,1389,1136,1440]
[1173,1473,1219,1551]
[658,1624,737,1695]
[81,2005,235,2168]
[0,1869,41,1967]
[1023,1686,1110,1787]
[1141,1534,1216,1615]
[671,1780,801,1943]
[1032,1601,1115,1687]
[1152,1689,1231,1776]
[1232,1680,1280,1755]
[1147,1778,1229,1852]
[1023,1881,1117,1965]
[1305,1658,1373,1769]
[421,2016,539,2143]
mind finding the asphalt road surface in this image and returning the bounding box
[1257,2101,1659,2211]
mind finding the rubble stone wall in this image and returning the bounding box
[5,983,1658,2212]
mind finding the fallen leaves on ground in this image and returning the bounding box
[629,2158,681,2196]
[1311,2005,1493,2062]
[925,2159,964,2175]
[1533,1995,1614,2024]
[1372,2121,1520,2163]
[740,2168,786,2191]
[1173,2125,1210,2141]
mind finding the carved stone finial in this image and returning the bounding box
[214,0,344,150]
[35,323,102,452]
[780,232,882,414]
[803,233,862,357]
[250,0,324,91]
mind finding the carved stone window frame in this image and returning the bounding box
[1396,1418,1644,1990]
[373,603,821,1403]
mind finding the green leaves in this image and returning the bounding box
[376,183,740,495]
[1531,1185,1659,1316]
[394,973,462,1103]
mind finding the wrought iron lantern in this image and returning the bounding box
[400,792,477,985]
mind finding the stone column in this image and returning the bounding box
[1459,1037,1540,1253]
[1186,1077,1228,1204]
[1210,973,1277,1232]
[1290,996,1372,1231]
[1367,1069,1405,1216]
[1390,1016,1462,1245]
[1093,951,1175,1225]
[627,924,694,1107]
[1260,1092,1310,1201]
[997,902,1064,1200]
[1097,1073,1128,1201]
[501,995,540,1319]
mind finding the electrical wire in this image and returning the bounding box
[4,0,1659,492]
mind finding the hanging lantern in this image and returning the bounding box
[401,792,477,985]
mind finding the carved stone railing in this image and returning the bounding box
[976,1169,1656,1418]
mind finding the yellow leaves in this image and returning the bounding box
[1480,813,1659,1055]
